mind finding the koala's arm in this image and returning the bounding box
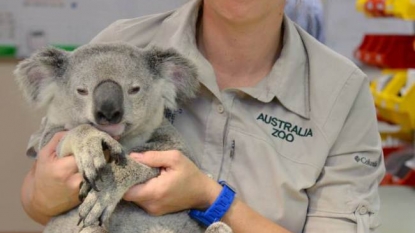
[76,119,200,228]
[65,124,160,228]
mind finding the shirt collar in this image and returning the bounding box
[149,0,310,119]
[258,15,311,119]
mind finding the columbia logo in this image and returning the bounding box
[354,155,378,168]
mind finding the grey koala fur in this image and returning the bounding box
[15,43,233,233]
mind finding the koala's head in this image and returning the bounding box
[14,43,199,137]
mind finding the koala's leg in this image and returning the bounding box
[77,156,159,229]
[205,222,233,233]
[57,124,126,194]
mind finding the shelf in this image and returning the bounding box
[371,70,415,131]
[356,0,415,20]
[355,35,415,69]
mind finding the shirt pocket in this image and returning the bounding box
[222,127,319,232]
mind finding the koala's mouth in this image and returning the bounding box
[94,123,126,137]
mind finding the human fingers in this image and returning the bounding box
[130,150,183,168]
[123,181,169,216]
[66,172,83,191]
[123,183,144,202]
[123,180,161,204]
[55,155,79,174]
[37,132,67,161]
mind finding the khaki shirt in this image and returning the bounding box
[91,1,385,232]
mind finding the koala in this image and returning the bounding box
[15,43,233,233]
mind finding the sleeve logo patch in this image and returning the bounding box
[354,155,379,168]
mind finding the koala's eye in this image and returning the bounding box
[128,86,141,95]
[76,88,88,96]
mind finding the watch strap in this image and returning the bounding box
[188,180,236,227]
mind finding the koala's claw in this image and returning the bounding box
[97,170,103,182]
[111,150,126,166]
[83,173,99,192]
[101,139,126,166]
[79,181,85,202]
[79,192,86,202]
[77,214,83,226]
[98,215,104,227]
[79,181,92,202]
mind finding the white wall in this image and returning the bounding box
[0,61,45,232]
[0,0,189,57]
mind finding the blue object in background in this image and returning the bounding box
[285,0,325,43]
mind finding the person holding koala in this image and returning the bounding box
[21,0,385,233]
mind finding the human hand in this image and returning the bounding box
[30,132,82,217]
[123,150,222,216]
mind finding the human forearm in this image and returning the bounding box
[222,197,291,233]
[200,178,291,233]
[126,151,292,232]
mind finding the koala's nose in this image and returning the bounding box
[93,80,124,125]
[95,107,123,125]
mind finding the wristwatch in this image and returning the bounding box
[188,180,236,227]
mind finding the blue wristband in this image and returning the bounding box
[188,180,236,227]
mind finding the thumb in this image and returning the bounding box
[67,173,83,191]
[38,131,67,160]
[130,151,171,168]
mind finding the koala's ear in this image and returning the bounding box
[14,47,69,107]
[144,47,199,110]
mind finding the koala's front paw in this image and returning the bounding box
[81,136,126,191]
[77,183,119,229]
[58,125,126,194]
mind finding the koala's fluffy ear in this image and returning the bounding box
[144,47,199,110]
[14,47,69,108]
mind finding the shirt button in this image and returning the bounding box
[217,105,224,114]
[359,206,368,215]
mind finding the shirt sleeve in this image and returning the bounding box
[89,20,124,44]
[304,70,385,232]
[89,12,172,46]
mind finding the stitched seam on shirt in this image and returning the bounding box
[308,207,356,215]
[322,68,359,141]
[229,126,320,170]
[309,118,329,145]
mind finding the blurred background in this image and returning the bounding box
[1,0,415,232]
